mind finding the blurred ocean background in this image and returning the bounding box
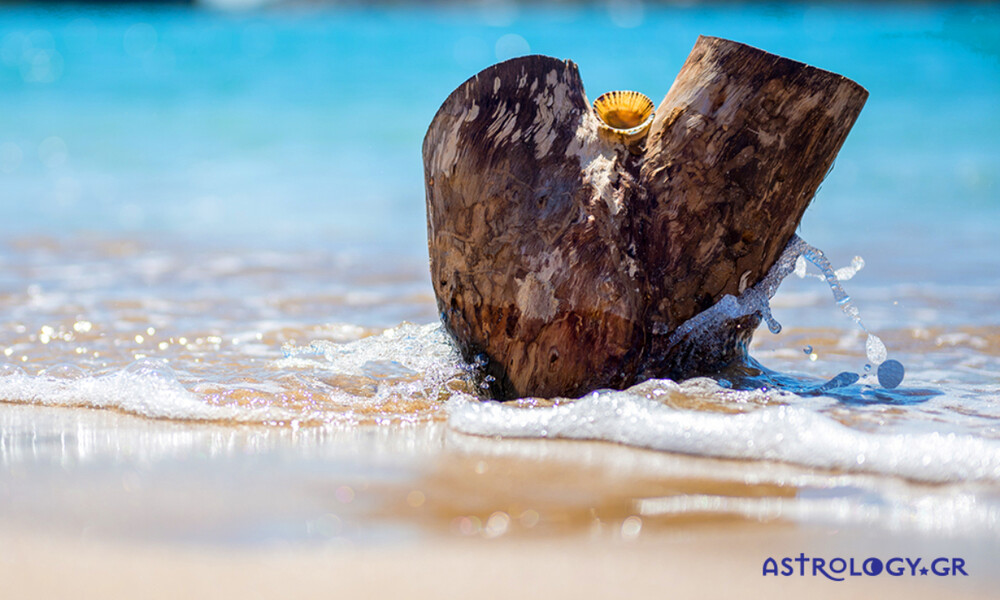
[1,2,997,259]
[1,1,1000,549]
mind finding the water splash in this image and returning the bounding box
[273,322,473,420]
[794,254,865,282]
[667,235,812,349]
[795,243,896,376]
[671,235,903,391]
[793,238,903,388]
[798,244,863,325]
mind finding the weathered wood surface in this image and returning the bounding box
[424,36,868,399]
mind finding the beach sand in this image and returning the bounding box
[2,403,997,598]
[2,509,995,599]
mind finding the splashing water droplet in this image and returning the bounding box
[664,236,903,391]
[794,255,808,279]
[793,237,906,388]
[762,308,782,334]
[877,359,905,389]
[801,244,866,330]
[834,256,865,281]
[476,374,496,390]
[795,251,865,282]
[865,334,887,366]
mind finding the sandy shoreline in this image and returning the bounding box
[2,525,994,599]
[2,404,998,598]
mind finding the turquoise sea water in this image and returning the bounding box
[2,4,997,255]
[1,3,1000,548]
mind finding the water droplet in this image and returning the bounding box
[760,303,782,333]
[877,359,905,389]
[793,255,808,278]
[864,363,871,372]
[802,245,865,330]
[834,256,865,281]
[865,334,887,365]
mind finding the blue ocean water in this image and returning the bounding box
[1,3,997,264]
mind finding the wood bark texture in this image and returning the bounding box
[423,36,868,400]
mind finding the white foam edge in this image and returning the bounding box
[0,370,298,423]
[446,390,1000,484]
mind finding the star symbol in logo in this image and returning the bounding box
[920,567,929,575]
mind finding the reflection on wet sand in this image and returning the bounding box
[3,402,1000,599]
[4,403,999,547]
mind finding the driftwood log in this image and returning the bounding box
[424,36,868,400]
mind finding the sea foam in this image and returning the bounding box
[0,359,291,422]
[447,388,1000,483]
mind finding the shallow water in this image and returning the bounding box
[2,232,999,487]
[1,3,999,543]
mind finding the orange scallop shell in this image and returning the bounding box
[592,90,655,144]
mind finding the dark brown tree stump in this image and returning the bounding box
[423,36,868,400]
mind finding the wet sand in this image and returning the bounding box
[2,403,998,598]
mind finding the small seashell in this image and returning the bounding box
[592,90,655,146]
